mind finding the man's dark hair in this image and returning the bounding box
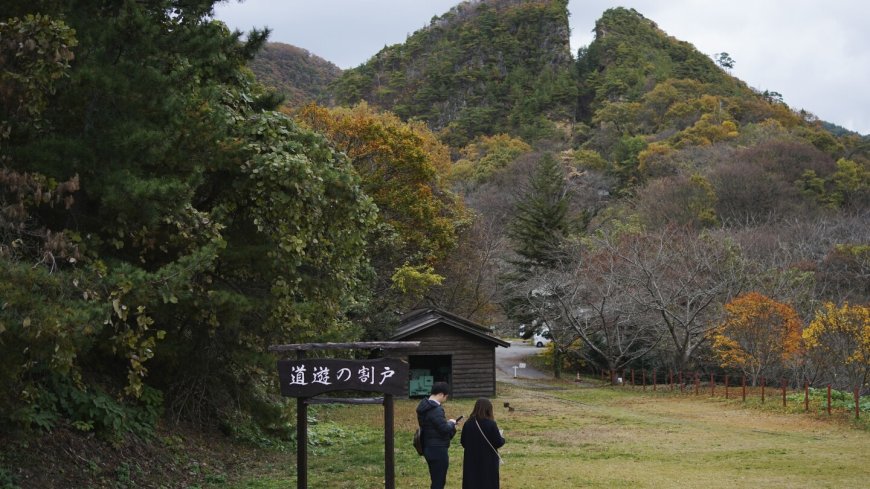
[430,382,450,396]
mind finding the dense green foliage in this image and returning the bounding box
[331,0,577,146]
[1,0,376,435]
[506,153,574,271]
[249,42,342,107]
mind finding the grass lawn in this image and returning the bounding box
[229,379,870,488]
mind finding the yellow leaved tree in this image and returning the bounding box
[711,292,803,386]
[802,302,870,389]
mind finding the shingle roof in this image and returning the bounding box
[392,308,510,347]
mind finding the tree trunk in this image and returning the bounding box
[553,348,562,379]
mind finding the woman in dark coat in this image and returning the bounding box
[460,398,505,489]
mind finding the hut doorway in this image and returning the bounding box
[408,354,452,397]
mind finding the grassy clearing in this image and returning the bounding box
[226,380,870,488]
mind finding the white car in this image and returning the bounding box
[532,329,552,347]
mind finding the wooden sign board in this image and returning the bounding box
[277,357,408,397]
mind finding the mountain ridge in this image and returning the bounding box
[248,41,342,107]
[330,0,576,146]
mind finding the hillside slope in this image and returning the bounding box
[331,0,577,146]
[249,42,342,106]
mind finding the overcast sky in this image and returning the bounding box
[214,0,870,135]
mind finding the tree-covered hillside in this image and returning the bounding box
[576,7,753,117]
[487,7,869,379]
[331,0,577,146]
[570,7,864,203]
[248,42,342,107]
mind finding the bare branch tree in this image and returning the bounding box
[559,240,662,382]
[514,238,663,383]
[429,214,507,322]
[613,227,744,371]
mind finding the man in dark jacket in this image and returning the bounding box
[416,382,459,489]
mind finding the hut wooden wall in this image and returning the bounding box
[390,325,497,398]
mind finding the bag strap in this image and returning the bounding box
[475,418,502,462]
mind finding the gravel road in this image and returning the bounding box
[495,340,551,380]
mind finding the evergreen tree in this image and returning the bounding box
[506,153,573,272]
[503,153,575,378]
[1,1,376,434]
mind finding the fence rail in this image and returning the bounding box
[595,369,865,419]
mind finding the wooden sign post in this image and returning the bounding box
[269,342,419,489]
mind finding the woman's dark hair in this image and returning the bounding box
[469,398,494,420]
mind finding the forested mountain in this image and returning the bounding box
[2,1,868,485]
[575,7,753,115]
[248,42,341,106]
[484,7,869,376]
[821,120,866,138]
[331,0,577,146]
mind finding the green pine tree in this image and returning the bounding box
[507,153,574,272]
[503,153,577,378]
[0,0,377,434]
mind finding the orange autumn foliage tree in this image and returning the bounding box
[295,102,469,301]
[712,292,803,386]
[802,302,870,389]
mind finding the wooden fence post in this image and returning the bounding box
[781,379,787,408]
[694,372,700,395]
[855,388,860,419]
[725,375,729,399]
[804,380,810,412]
[643,370,646,391]
[827,384,831,415]
[761,377,766,404]
[710,373,715,397]
[742,375,746,402]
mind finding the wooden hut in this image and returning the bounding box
[387,308,509,398]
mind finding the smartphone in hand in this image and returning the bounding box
[455,415,464,424]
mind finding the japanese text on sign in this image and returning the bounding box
[277,358,408,397]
